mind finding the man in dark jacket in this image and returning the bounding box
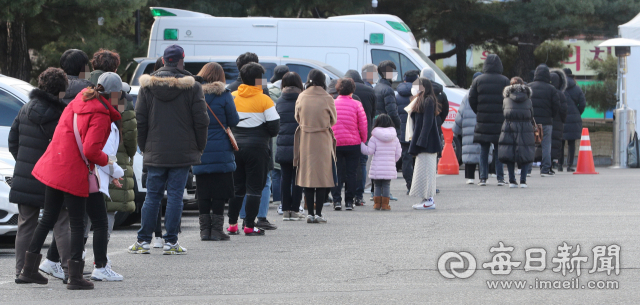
[374,60,402,137]
[396,70,420,192]
[131,45,209,254]
[60,49,93,104]
[227,52,269,95]
[560,68,586,172]
[550,69,568,172]
[529,64,560,176]
[469,54,510,186]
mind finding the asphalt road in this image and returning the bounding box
[0,167,638,304]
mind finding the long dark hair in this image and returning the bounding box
[305,69,326,90]
[411,77,440,115]
[374,113,395,128]
[281,72,304,91]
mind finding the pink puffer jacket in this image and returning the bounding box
[361,127,402,180]
[332,95,368,146]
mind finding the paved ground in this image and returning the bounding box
[0,167,638,304]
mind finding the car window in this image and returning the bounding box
[372,49,421,87]
[286,64,314,83]
[143,62,155,75]
[0,89,24,126]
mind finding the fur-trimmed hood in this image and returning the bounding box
[503,84,532,103]
[550,68,568,92]
[202,81,227,96]
[139,67,197,102]
[139,74,195,89]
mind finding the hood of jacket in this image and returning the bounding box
[420,68,436,82]
[566,76,577,89]
[139,67,196,102]
[327,79,338,95]
[533,65,551,83]
[345,70,364,84]
[268,79,282,89]
[431,80,443,95]
[550,68,567,92]
[503,84,532,103]
[202,81,227,96]
[397,82,412,97]
[236,84,264,98]
[483,54,504,74]
[70,88,122,121]
[372,127,397,143]
[27,88,66,126]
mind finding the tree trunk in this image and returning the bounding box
[0,19,31,82]
[455,35,468,88]
[513,34,537,81]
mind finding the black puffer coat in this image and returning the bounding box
[563,77,586,140]
[8,89,66,207]
[529,65,560,126]
[344,70,376,138]
[374,78,402,137]
[550,69,568,159]
[275,86,301,164]
[432,81,449,128]
[469,54,510,144]
[395,82,412,143]
[61,75,92,104]
[498,84,535,165]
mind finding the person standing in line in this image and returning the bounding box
[405,78,442,210]
[361,64,378,88]
[330,78,368,211]
[10,68,71,283]
[469,54,510,186]
[420,68,449,137]
[395,70,420,194]
[193,62,239,241]
[529,64,560,177]
[549,69,568,173]
[498,77,535,188]
[276,72,306,221]
[60,49,93,104]
[360,64,378,197]
[361,114,402,210]
[18,74,123,290]
[129,45,209,254]
[226,62,280,236]
[294,69,337,223]
[268,66,289,212]
[453,72,492,184]
[227,52,269,95]
[559,68,586,172]
[268,65,289,102]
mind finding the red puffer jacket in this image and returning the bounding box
[331,95,368,147]
[32,89,122,197]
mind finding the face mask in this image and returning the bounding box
[411,86,420,96]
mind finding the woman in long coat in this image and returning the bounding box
[294,69,337,223]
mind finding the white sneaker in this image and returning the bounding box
[465,179,474,185]
[163,242,187,255]
[509,183,518,188]
[277,205,283,215]
[91,265,123,281]
[128,241,151,254]
[153,237,163,248]
[520,183,528,188]
[413,198,436,210]
[82,249,86,260]
[299,206,304,213]
[489,174,497,178]
[39,259,64,280]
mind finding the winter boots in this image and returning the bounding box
[17,252,48,284]
[210,214,230,241]
[380,197,391,211]
[199,214,212,240]
[67,259,93,290]
[373,196,382,210]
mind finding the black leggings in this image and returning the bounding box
[29,187,109,268]
[280,162,302,212]
[465,164,477,179]
[304,188,328,217]
[198,199,225,215]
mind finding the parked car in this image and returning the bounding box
[0,147,17,236]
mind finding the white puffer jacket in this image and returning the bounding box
[97,123,124,198]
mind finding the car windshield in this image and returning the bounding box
[11,84,34,95]
[322,66,345,79]
[411,48,456,87]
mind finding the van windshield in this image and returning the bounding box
[411,48,456,87]
[322,66,344,78]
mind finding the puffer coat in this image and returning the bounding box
[498,84,535,164]
[395,82,412,143]
[453,94,492,165]
[374,78,402,138]
[331,95,368,147]
[469,54,510,144]
[563,77,586,140]
[106,99,137,212]
[550,69,568,160]
[360,127,402,180]
[275,86,301,164]
[529,65,560,126]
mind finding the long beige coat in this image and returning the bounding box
[294,86,337,188]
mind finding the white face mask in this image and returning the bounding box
[411,85,420,96]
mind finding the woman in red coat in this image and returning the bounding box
[18,75,122,290]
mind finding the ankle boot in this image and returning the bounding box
[199,214,212,241]
[66,260,93,290]
[381,197,391,210]
[210,214,230,241]
[373,196,382,210]
[17,251,48,284]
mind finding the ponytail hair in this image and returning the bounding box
[82,85,102,101]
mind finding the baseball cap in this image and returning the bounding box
[270,65,289,83]
[164,45,185,63]
[97,72,123,94]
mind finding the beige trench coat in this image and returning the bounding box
[293,86,337,188]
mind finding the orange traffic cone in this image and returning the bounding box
[574,128,598,175]
[438,128,459,175]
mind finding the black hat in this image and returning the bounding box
[163,45,185,64]
[563,68,573,77]
[270,65,289,83]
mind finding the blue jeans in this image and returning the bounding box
[355,154,367,199]
[541,125,553,173]
[271,169,281,203]
[506,162,530,183]
[240,173,271,219]
[138,166,190,244]
[479,143,503,181]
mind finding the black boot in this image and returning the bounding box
[67,260,93,290]
[199,214,212,241]
[210,214,230,241]
[17,252,48,284]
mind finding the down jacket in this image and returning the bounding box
[469,54,510,144]
[360,127,402,180]
[563,76,586,140]
[193,81,240,175]
[8,89,66,207]
[453,94,492,165]
[395,82,413,143]
[529,65,560,126]
[344,70,376,138]
[550,69,568,160]
[62,75,92,104]
[332,95,368,146]
[275,86,301,164]
[106,100,137,212]
[374,78,402,138]
[498,84,535,164]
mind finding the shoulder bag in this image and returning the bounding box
[73,113,100,193]
[205,103,239,151]
[532,117,543,145]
